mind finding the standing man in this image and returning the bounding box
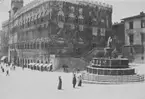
[49,64,53,72]
[72,74,77,88]
[6,64,9,76]
[57,76,62,90]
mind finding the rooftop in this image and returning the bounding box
[112,21,124,26]
[12,0,112,21]
[121,11,145,21]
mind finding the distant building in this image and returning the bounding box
[0,19,9,57]
[3,0,112,66]
[0,29,9,57]
[122,12,145,46]
[121,12,145,57]
[0,30,2,51]
[112,21,125,53]
[112,21,125,44]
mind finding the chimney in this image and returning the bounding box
[140,11,144,15]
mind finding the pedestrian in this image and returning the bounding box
[58,76,62,90]
[49,64,53,72]
[72,74,77,88]
[13,65,15,70]
[6,65,9,76]
[78,75,82,87]
[22,65,24,70]
[1,66,4,73]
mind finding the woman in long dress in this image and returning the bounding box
[58,76,62,90]
[78,75,82,87]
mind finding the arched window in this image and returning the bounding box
[31,43,33,49]
[45,42,48,49]
[27,43,29,49]
[34,43,36,49]
[22,43,24,49]
[41,42,44,49]
[25,43,27,49]
[18,44,20,49]
[37,43,39,49]
[28,59,30,64]
[25,59,27,65]
[20,43,22,49]
[23,59,24,65]
[17,44,19,49]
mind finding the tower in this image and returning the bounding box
[11,0,24,16]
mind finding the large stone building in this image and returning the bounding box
[0,20,9,56]
[122,12,145,46]
[122,12,145,54]
[121,12,145,61]
[6,0,112,66]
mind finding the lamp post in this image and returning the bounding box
[140,32,144,61]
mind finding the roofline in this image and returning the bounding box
[121,14,145,21]
[12,0,112,21]
[112,23,124,26]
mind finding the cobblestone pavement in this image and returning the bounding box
[0,66,145,99]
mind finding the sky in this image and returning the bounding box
[0,0,145,29]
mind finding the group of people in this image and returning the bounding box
[58,73,82,90]
[0,62,15,76]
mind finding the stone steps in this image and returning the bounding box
[82,47,104,62]
[82,72,145,84]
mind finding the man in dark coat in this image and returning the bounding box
[58,76,62,90]
[1,67,4,73]
[49,65,53,72]
[72,74,77,88]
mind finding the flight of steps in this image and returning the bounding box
[82,72,145,84]
[53,57,89,72]
[81,47,104,62]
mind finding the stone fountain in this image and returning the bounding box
[82,36,144,84]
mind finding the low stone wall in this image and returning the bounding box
[82,72,145,84]
[53,57,89,71]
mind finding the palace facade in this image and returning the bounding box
[1,20,9,56]
[6,0,112,66]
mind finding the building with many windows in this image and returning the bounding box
[0,20,9,57]
[122,12,145,47]
[122,12,145,59]
[4,0,112,67]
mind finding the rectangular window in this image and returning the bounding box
[141,20,145,28]
[129,21,133,29]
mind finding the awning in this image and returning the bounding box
[38,64,43,67]
[43,64,48,67]
[1,56,8,61]
[47,63,52,67]
[28,63,36,66]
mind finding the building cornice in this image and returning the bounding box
[121,12,145,21]
[11,0,112,21]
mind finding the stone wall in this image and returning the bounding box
[53,57,89,71]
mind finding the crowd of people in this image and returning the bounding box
[0,61,83,90]
[0,62,15,76]
[58,72,82,90]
